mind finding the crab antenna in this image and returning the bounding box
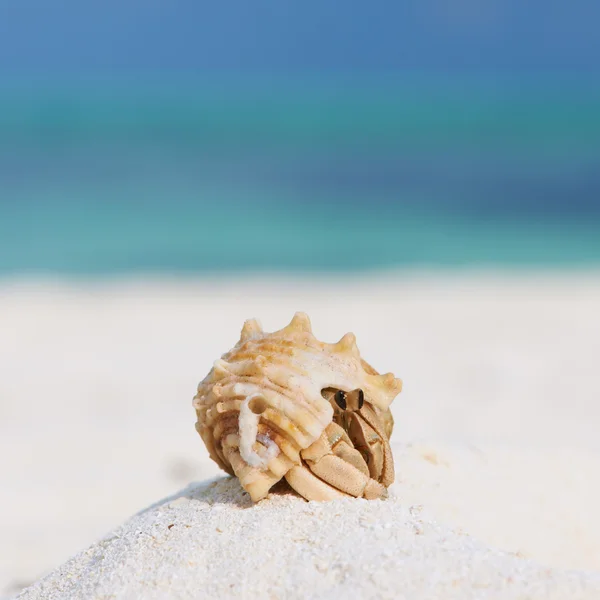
[239,318,263,343]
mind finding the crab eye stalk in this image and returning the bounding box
[334,390,347,410]
[358,389,364,409]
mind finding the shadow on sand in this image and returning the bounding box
[135,475,299,516]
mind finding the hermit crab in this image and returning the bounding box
[193,313,402,502]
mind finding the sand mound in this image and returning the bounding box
[18,477,600,600]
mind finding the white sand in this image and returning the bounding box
[16,479,600,600]
[2,272,600,598]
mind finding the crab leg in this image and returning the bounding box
[285,423,355,500]
[285,465,350,501]
[326,421,370,476]
[349,405,395,487]
[286,423,387,500]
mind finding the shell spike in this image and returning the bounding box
[287,312,312,333]
[380,373,403,394]
[335,332,359,356]
[239,318,263,343]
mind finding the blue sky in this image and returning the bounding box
[0,0,598,75]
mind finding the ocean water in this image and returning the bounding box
[1,79,600,275]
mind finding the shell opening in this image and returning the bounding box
[248,396,268,415]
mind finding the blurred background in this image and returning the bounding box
[1,1,600,273]
[2,1,600,598]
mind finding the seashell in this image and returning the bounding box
[193,312,402,502]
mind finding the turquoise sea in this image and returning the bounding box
[1,78,600,275]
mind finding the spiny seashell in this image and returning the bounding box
[193,312,402,502]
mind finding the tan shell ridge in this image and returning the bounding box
[193,312,402,501]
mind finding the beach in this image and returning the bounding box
[2,271,600,598]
